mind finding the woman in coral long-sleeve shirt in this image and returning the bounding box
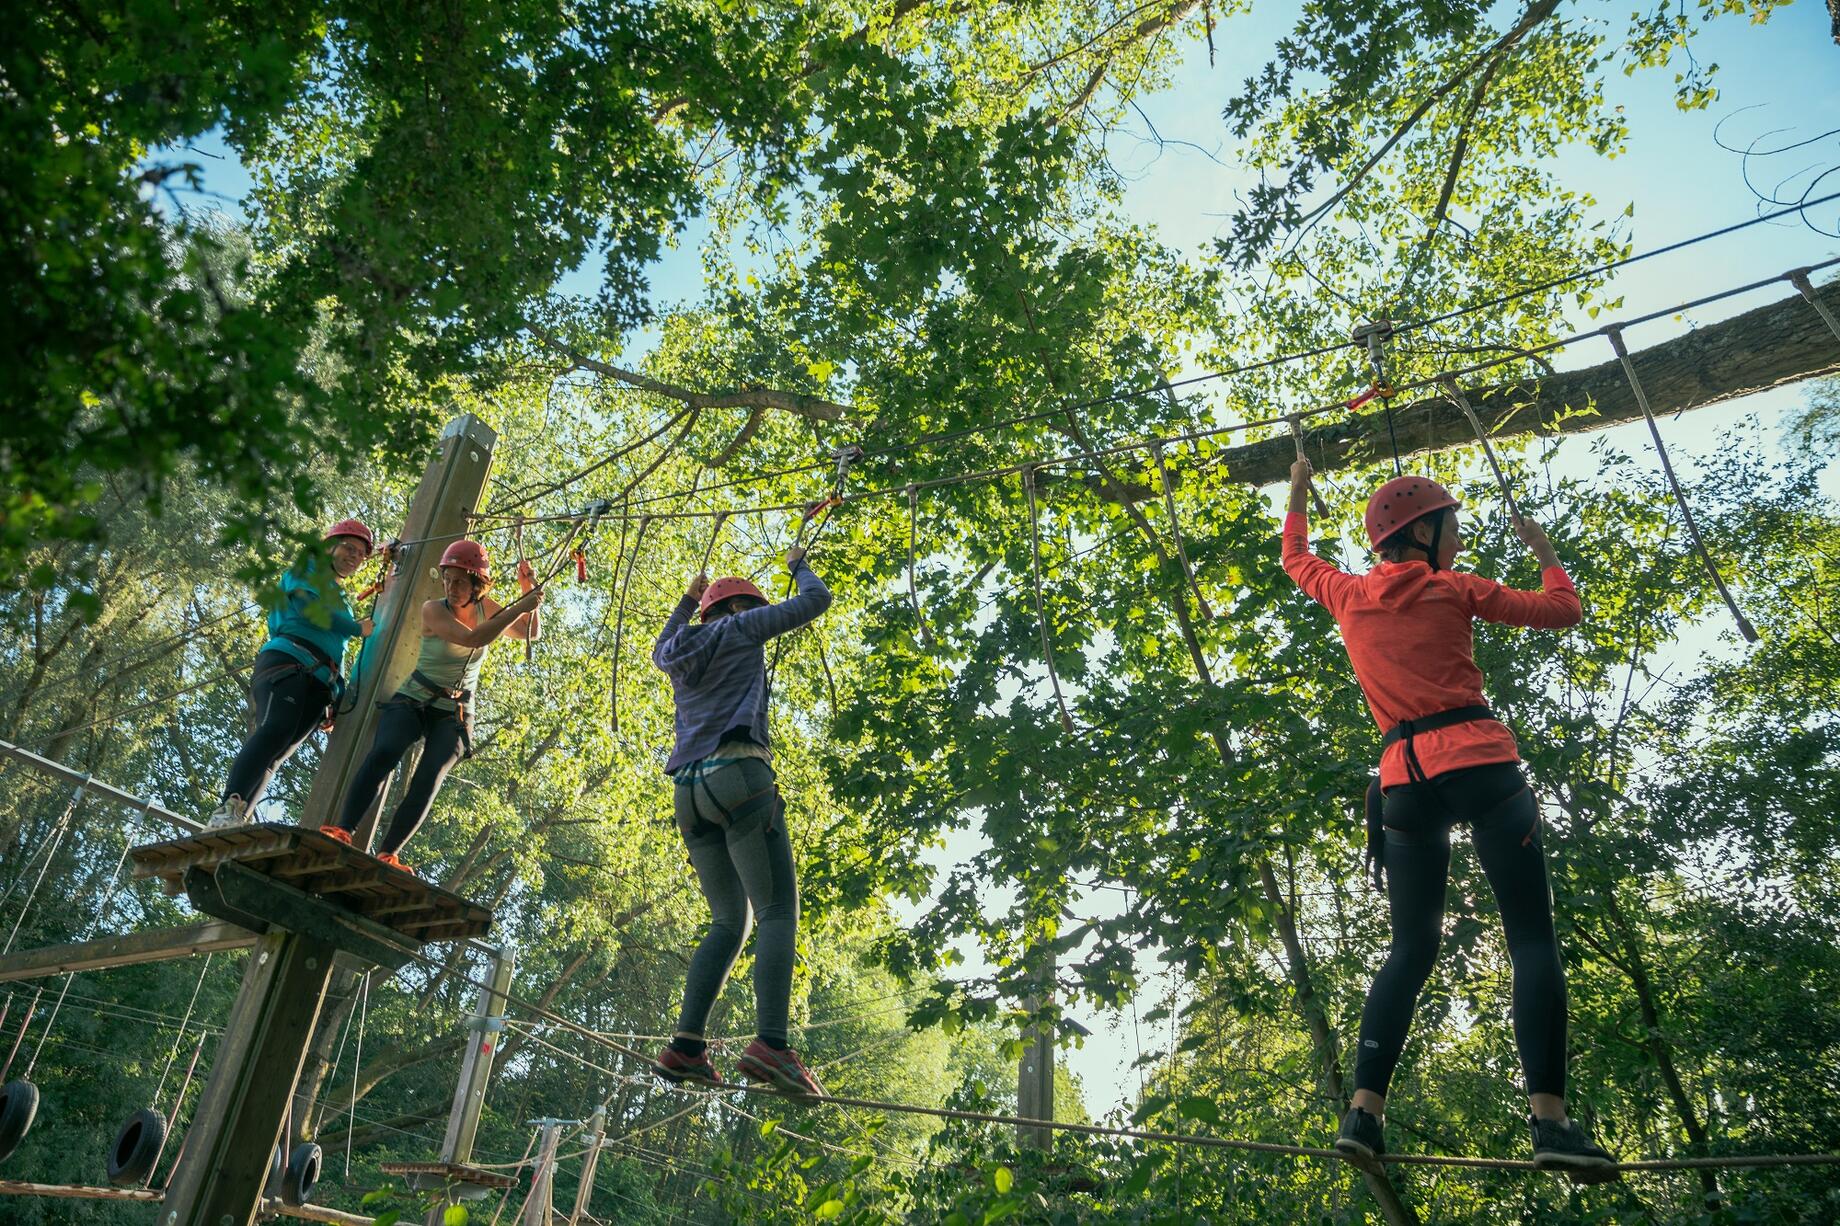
[1283,458,1616,1176]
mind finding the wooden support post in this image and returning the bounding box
[423,943,516,1226]
[160,928,339,1225]
[1016,951,1054,1151]
[297,414,498,850]
[566,1108,605,1226]
[523,1120,564,1226]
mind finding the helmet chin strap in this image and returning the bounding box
[1423,512,1445,572]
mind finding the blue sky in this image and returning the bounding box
[171,4,1840,1120]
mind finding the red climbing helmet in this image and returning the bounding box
[699,576,767,620]
[324,518,375,555]
[1365,477,1460,549]
[438,540,492,581]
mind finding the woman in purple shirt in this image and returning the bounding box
[650,546,831,1096]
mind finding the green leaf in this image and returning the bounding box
[1178,1095,1221,1126]
[444,1207,469,1226]
[815,1200,847,1219]
[992,1165,1013,1194]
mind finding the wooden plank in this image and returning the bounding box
[0,920,256,983]
[197,863,423,971]
[0,1179,163,1202]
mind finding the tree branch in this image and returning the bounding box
[525,324,855,423]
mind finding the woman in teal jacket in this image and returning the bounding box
[208,519,377,828]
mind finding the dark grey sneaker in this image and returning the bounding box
[1334,1107,1386,1165]
[1530,1115,1616,1173]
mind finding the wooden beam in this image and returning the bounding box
[162,928,339,1226]
[274,1201,377,1225]
[0,1179,163,1201]
[0,920,255,983]
[1215,282,1840,489]
[0,737,200,834]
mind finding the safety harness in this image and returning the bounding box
[259,634,346,730]
[1364,704,1529,889]
[391,596,483,760]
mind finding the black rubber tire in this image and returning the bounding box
[264,1141,286,1200]
[282,1141,321,1206]
[0,1079,39,1163]
[106,1107,167,1186]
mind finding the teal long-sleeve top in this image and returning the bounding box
[259,555,364,690]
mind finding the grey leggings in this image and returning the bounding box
[674,759,798,1046]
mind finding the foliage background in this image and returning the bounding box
[3,0,1839,1222]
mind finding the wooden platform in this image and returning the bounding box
[378,1161,518,1197]
[130,824,492,953]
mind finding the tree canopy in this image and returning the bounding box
[3,1,1839,1223]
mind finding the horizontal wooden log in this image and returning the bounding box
[0,1179,163,1202]
[1217,282,1840,489]
[0,1183,374,1226]
[0,920,256,983]
[273,1200,378,1225]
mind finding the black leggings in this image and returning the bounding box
[1354,762,1567,1099]
[221,652,332,806]
[334,698,466,856]
[674,759,799,1046]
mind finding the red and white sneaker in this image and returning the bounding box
[654,1045,723,1088]
[318,826,353,845]
[736,1040,825,1098]
[376,852,414,876]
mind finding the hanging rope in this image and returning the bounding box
[1,783,86,944]
[487,1126,542,1226]
[905,485,933,647]
[1605,326,1759,644]
[699,511,729,577]
[1020,466,1076,735]
[1439,379,1522,519]
[404,937,1840,1180]
[1789,268,1840,343]
[608,515,654,736]
[1286,417,1333,519]
[0,987,41,1081]
[1349,319,1403,475]
[1148,443,1213,619]
[346,970,372,1180]
[24,800,150,1081]
[151,953,215,1109]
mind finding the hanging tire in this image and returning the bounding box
[106,1107,167,1186]
[0,1079,39,1163]
[282,1141,321,1206]
[264,1141,286,1200]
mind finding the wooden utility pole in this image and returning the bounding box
[1016,950,1054,1151]
[298,413,499,850]
[153,414,500,1226]
[420,942,516,1226]
[523,1120,565,1226]
[566,1108,606,1226]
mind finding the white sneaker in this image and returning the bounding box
[205,795,248,830]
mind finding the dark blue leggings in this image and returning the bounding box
[1354,762,1568,1098]
[673,759,798,1046]
[334,697,466,856]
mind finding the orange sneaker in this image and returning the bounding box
[376,852,414,875]
[318,826,353,845]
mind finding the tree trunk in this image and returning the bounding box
[1214,284,1840,489]
[1600,886,1722,1210]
